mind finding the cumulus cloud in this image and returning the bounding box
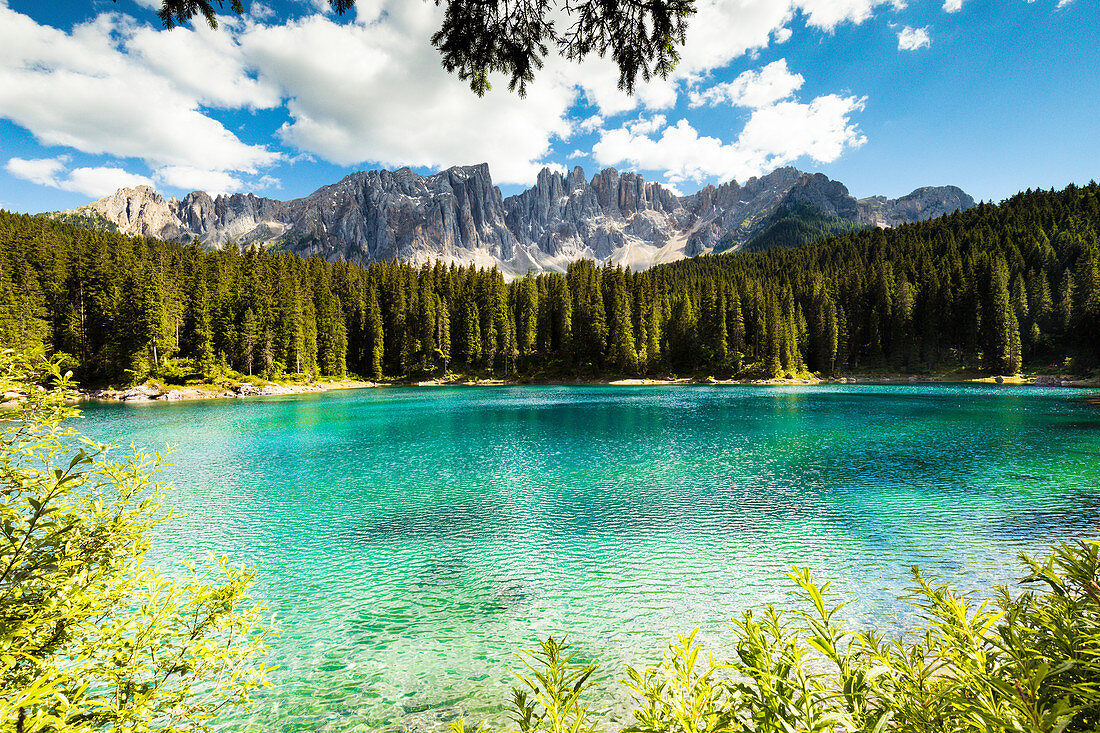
[2,0,903,194]
[237,7,576,184]
[624,115,669,136]
[6,156,154,196]
[125,22,281,109]
[593,94,866,185]
[578,115,605,133]
[943,0,963,12]
[64,166,156,196]
[897,25,932,50]
[0,3,280,195]
[154,166,243,194]
[5,157,68,188]
[688,60,804,108]
[795,0,905,31]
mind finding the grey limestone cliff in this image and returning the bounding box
[62,164,975,276]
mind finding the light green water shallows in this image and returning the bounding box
[77,385,1100,732]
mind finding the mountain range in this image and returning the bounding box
[57,164,975,274]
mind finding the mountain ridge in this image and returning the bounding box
[56,164,975,274]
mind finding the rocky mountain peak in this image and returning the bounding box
[74,185,184,240]
[857,185,976,228]
[61,163,975,276]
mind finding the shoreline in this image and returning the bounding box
[74,379,380,404]
[74,372,1100,404]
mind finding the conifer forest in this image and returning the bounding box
[1,183,1098,386]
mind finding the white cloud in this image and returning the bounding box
[943,0,963,12]
[592,94,866,185]
[125,22,281,109]
[625,115,668,135]
[6,156,153,197]
[674,0,794,78]
[250,3,276,21]
[795,0,904,31]
[64,166,155,196]
[0,0,899,192]
[660,180,684,196]
[1056,0,1074,8]
[237,8,577,184]
[578,115,605,133]
[0,3,279,194]
[897,25,931,50]
[567,149,587,159]
[255,174,282,190]
[5,157,68,187]
[689,59,804,108]
[565,0,890,116]
[154,166,243,194]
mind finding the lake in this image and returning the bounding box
[77,384,1100,731]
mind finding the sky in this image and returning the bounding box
[0,0,1097,214]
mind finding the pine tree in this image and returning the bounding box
[435,294,451,376]
[241,307,258,375]
[726,286,744,370]
[667,293,697,372]
[646,284,662,369]
[606,269,637,372]
[459,295,481,367]
[824,298,838,375]
[567,261,606,369]
[186,259,215,378]
[986,256,1022,375]
[366,284,384,380]
[515,276,538,356]
[764,296,782,377]
[1074,247,1100,363]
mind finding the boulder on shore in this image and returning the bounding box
[119,384,162,401]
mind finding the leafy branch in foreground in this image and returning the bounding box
[467,541,1100,733]
[146,0,695,97]
[0,350,273,732]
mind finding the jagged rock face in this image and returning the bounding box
[64,165,975,276]
[72,185,185,241]
[279,164,518,265]
[176,191,289,246]
[857,186,975,228]
[502,166,686,262]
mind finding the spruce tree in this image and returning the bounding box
[986,256,1022,375]
[516,276,538,356]
[366,284,384,380]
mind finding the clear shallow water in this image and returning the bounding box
[77,385,1100,732]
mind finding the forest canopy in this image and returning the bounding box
[1,182,1098,386]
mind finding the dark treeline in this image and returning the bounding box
[1,183,1098,385]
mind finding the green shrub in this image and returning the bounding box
[0,351,273,732]
[472,543,1100,733]
[153,358,203,385]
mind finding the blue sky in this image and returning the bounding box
[0,0,1096,213]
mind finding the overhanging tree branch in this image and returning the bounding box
[133,0,695,96]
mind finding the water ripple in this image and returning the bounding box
[75,385,1100,732]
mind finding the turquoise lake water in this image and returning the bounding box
[76,385,1100,732]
